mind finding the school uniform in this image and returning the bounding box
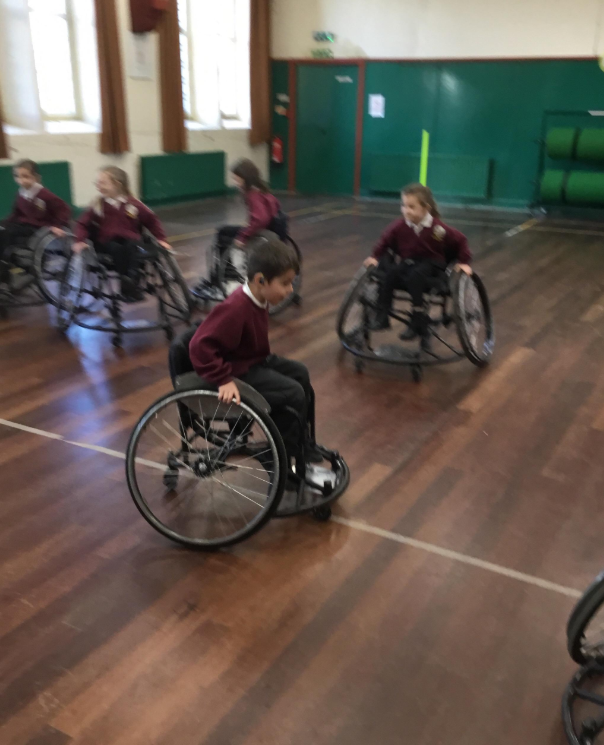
[372,214,472,324]
[0,184,71,272]
[189,284,313,458]
[75,196,167,297]
[216,190,283,250]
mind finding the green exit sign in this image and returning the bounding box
[313,31,336,42]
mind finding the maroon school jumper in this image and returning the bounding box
[6,187,71,228]
[189,287,270,386]
[237,191,281,243]
[75,197,167,244]
[372,218,472,265]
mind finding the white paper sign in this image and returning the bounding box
[369,94,385,118]
[130,33,154,80]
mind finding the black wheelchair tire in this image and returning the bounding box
[567,570,604,664]
[125,389,288,550]
[32,230,71,307]
[155,249,196,319]
[56,252,86,331]
[452,271,494,368]
[336,265,375,346]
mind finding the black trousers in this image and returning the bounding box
[216,225,242,252]
[0,222,37,262]
[239,355,314,460]
[95,238,142,278]
[378,257,446,313]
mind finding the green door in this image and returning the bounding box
[296,64,358,195]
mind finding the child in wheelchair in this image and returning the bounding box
[189,233,322,474]
[72,167,172,302]
[192,158,287,298]
[364,184,472,348]
[0,159,71,290]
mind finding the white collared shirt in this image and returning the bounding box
[19,182,43,201]
[243,282,267,309]
[105,195,128,209]
[406,212,433,236]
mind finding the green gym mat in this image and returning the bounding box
[546,128,579,159]
[566,171,604,204]
[540,170,566,202]
[576,129,604,161]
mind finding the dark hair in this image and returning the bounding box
[231,158,269,193]
[246,232,299,282]
[402,183,440,218]
[14,159,40,178]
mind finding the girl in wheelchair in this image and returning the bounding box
[0,159,71,289]
[189,234,321,472]
[192,158,287,298]
[364,184,472,348]
[72,167,172,302]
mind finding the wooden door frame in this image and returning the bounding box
[286,59,366,196]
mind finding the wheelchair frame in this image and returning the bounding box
[0,226,70,315]
[192,233,303,316]
[337,263,495,382]
[55,237,195,347]
[125,371,350,549]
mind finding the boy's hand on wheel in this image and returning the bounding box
[50,227,66,238]
[364,256,378,268]
[232,239,245,249]
[72,241,88,254]
[456,263,473,275]
[218,381,240,405]
[158,241,173,252]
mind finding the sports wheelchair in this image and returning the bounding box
[562,569,604,744]
[337,257,495,382]
[56,235,195,347]
[191,226,303,317]
[0,225,72,315]
[125,326,350,549]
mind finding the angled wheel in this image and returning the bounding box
[56,252,86,332]
[452,271,494,367]
[126,389,288,549]
[154,248,195,322]
[336,265,379,352]
[32,231,72,306]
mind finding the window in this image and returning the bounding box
[28,0,79,119]
[177,0,251,129]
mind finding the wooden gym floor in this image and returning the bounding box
[2,196,604,744]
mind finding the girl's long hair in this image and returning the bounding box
[402,183,440,218]
[231,158,269,193]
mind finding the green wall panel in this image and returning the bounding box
[296,64,358,194]
[355,59,604,206]
[0,161,73,218]
[270,60,290,191]
[140,151,226,205]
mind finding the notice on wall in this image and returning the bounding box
[130,33,154,80]
[368,94,385,118]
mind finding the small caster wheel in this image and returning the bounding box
[354,358,365,373]
[411,364,423,383]
[312,505,332,521]
[292,293,302,306]
[163,470,178,490]
[112,335,122,348]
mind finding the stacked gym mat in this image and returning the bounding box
[541,127,604,204]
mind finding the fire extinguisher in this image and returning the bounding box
[271,136,284,164]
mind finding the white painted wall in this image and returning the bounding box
[272,0,604,59]
[0,0,266,207]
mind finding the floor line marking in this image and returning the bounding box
[0,416,583,599]
[332,516,582,599]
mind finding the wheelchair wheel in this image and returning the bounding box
[153,249,195,321]
[336,265,379,351]
[567,571,604,665]
[268,236,302,317]
[32,231,71,306]
[57,252,87,331]
[452,272,494,367]
[126,389,288,549]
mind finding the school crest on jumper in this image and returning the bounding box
[34,198,45,211]
[433,225,446,241]
[125,203,139,219]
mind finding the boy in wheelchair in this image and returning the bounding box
[72,167,171,302]
[364,184,472,349]
[189,234,322,476]
[0,159,71,290]
[193,158,287,298]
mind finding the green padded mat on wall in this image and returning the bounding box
[546,128,578,160]
[576,129,604,161]
[540,169,604,204]
[140,151,226,205]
